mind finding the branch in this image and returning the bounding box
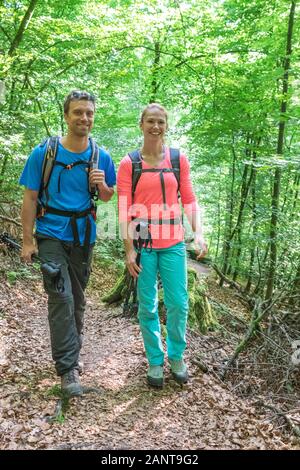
[0,24,12,42]
[0,214,22,227]
[25,76,51,136]
[255,400,300,438]
[212,263,246,296]
[8,0,38,56]
[221,286,292,379]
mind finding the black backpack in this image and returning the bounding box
[36,136,100,257]
[128,148,180,208]
[123,148,181,315]
[38,136,100,206]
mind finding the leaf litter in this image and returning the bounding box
[0,255,299,450]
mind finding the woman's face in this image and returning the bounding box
[140,107,168,142]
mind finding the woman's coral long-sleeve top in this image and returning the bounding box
[117,147,199,249]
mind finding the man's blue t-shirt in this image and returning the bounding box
[19,140,116,244]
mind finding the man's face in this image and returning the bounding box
[64,99,95,137]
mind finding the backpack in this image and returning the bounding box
[123,148,181,315]
[38,136,99,206]
[36,136,100,258]
[128,147,180,209]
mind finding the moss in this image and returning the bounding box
[102,266,218,333]
[101,267,129,304]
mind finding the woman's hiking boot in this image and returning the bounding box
[169,359,188,384]
[61,368,83,396]
[147,365,164,388]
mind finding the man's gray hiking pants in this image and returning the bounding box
[37,237,93,376]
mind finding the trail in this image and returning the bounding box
[0,269,296,450]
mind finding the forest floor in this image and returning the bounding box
[0,253,299,451]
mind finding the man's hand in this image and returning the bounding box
[193,235,208,260]
[89,169,105,186]
[21,242,38,263]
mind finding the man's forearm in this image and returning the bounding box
[21,194,37,244]
[98,182,114,202]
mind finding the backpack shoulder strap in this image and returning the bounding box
[128,150,142,200]
[169,148,180,189]
[88,137,100,200]
[39,136,59,199]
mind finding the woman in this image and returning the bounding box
[117,103,208,388]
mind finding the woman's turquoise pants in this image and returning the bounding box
[137,242,188,366]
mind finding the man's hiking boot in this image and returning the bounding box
[147,365,164,388]
[61,368,83,396]
[169,359,188,384]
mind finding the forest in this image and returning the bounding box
[0,0,300,451]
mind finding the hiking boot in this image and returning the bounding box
[61,369,83,396]
[147,365,164,388]
[169,359,188,384]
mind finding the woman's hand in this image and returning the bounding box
[125,247,142,278]
[193,235,208,260]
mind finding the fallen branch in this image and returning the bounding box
[191,356,209,373]
[220,291,292,379]
[255,400,300,438]
[212,263,243,292]
[0,214,22,227]
[212,263,254,308]
[220,298,266,379]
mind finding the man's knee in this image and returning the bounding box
[48,293,73,305]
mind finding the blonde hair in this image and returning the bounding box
[140,103,168,124]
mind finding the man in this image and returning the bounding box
[19,90,116,396]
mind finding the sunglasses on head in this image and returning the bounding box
[69,90,96,102]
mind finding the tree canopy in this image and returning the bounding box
[0,0,299,305]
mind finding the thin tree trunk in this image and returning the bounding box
[231,158,253,281]
[224,162,253,281]
[25,76,51,136]
[245,160,258,293]
[291,173,300,218]
[265,0,296,302]
[254,245,269,296]
[150,42,160,102]
[289,261,300,308]
[220,135,236,285]
[214,169,222,259]
[8,0,38,56]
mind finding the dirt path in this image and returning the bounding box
[0,275,296,450]
[188,259,211,276]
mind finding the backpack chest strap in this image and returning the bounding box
[139,168,178,208]
[54,160,89,193]
[129,148,180,210]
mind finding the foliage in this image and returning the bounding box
[0,0,299,304]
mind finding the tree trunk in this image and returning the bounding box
[220,135,236,285]
[102,266,218,334]
[150,41,160,102]
[265,0,296,302]
[245,155,258,293]
[8,0,38,56]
